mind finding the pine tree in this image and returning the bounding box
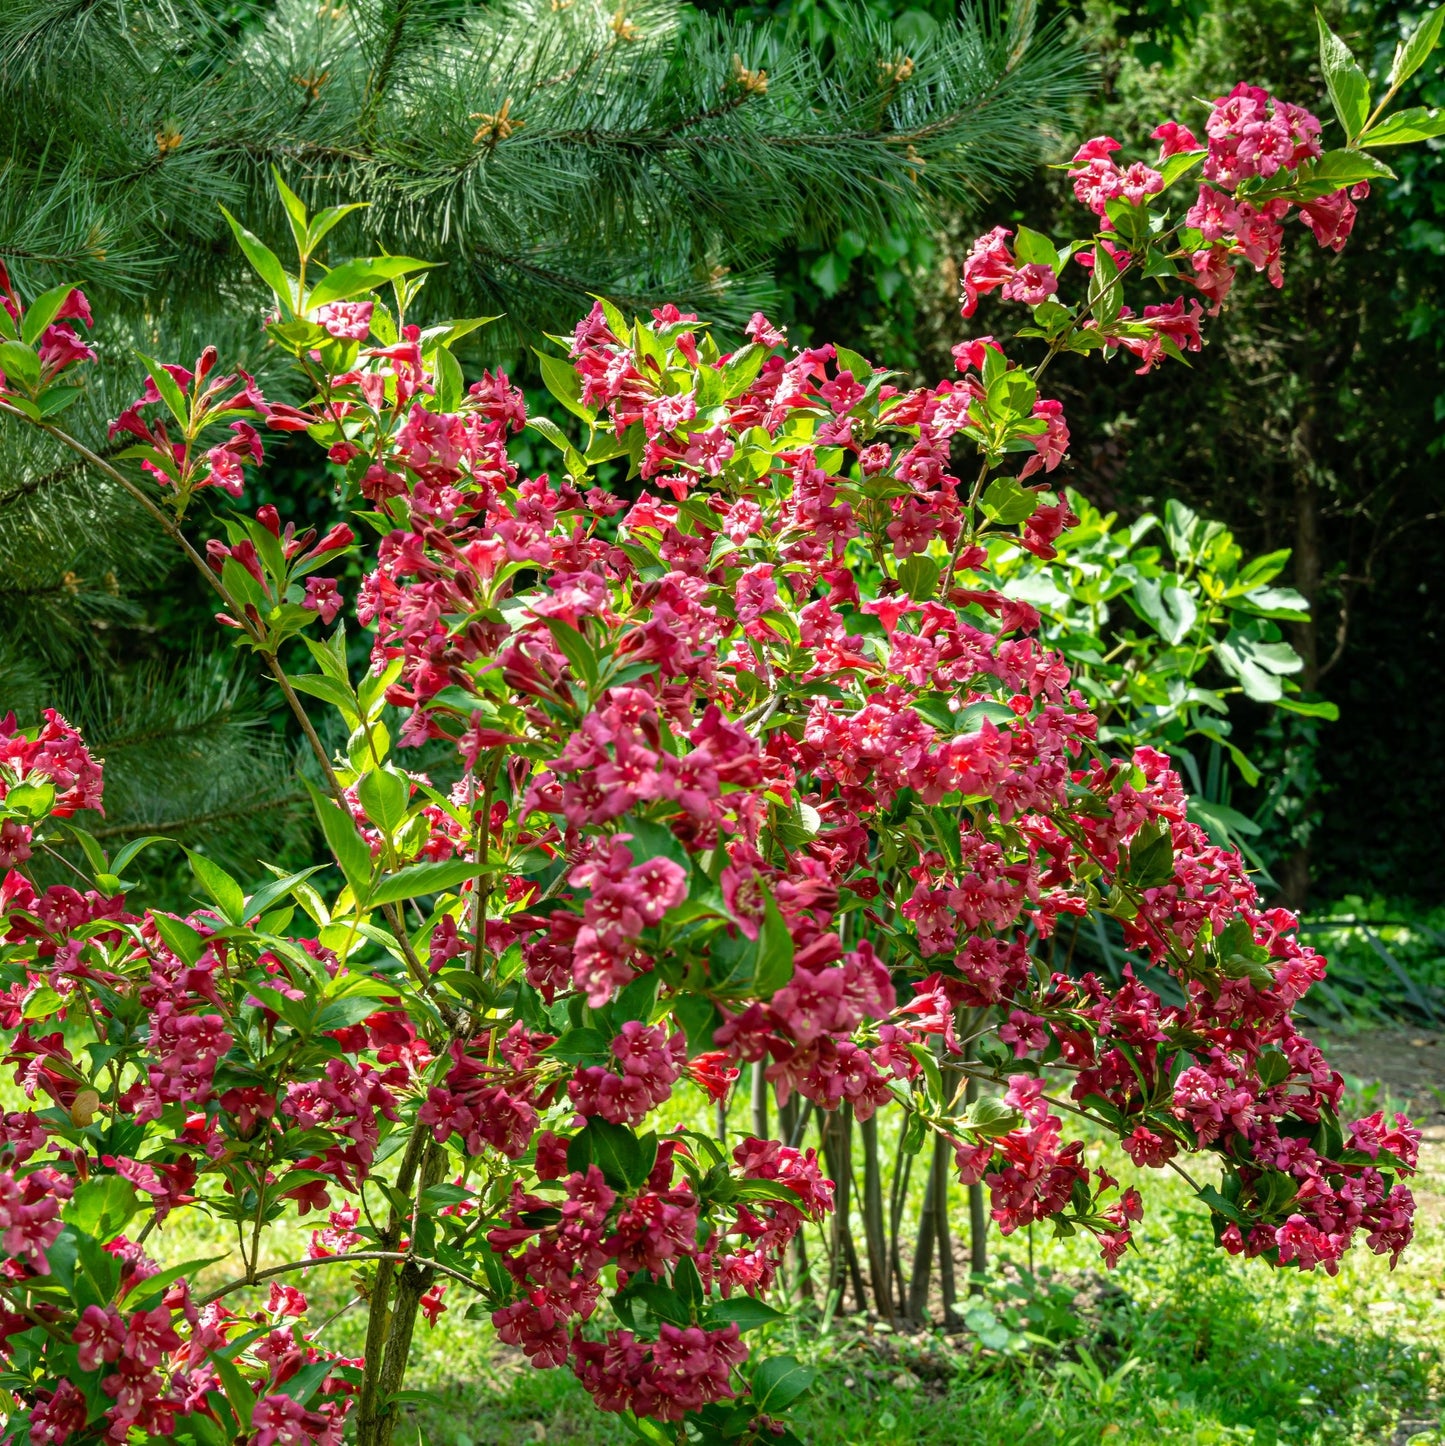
[0,0,1085,881]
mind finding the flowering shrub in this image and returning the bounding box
[0,17,1439,1446]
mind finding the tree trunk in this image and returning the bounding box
[906,1142,940,1323]
[355,1135,447,1446]
[932,1132,957,1325]
[777,1093,813,1300]
[821,1107,854,1307]
[859,1113,893,1320]
[964,1070,987,1292]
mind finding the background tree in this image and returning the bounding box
[0,0,1085,884]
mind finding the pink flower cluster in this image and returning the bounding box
[569,1022,687,1126]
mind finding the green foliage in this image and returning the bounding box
[0,0,1086,344]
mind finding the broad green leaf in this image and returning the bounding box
[980,476,1039,526]
[63,1176,141,1243]
[306,203,370,253]
[751,1355,817,1414]
[1274,695,1340,720]
[135,352,189,428]
[220,206,295,315]
[20,282,79,347]
[245,865,329,922]
[534,348,595,423]
[527,415,587,479]
[1283,148,1395,200]
[304,779,374,900]
[703,1296,784,1332]
[1316,12,1371,142]
[1388,5,1445,87]
[110,834,170,875]
[542,616,599,691]
[369,856,486,906]
[1012,224,1061,270]
[272,168,309,255]
[544,1026,611,1062]
[306,256,438,310]
[754,892,795,997]
[358,767,410,835]
[433,344,464,413]
[1129,577,1198,646]
[1216,626,1304,702]
[151,911,205,965]
[186,848,246,924]
[1362,105,1445,146]
[288,672,361,724]
[0,339,41,390]
[897,553,941,601]
[566,1118,651,1191]
[1158,148,1207,189]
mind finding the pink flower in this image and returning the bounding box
[1152,121,1199,156]
[315,301,374,340]
[1002,263,1059,307]
[303,576,344,625]
[961,227,1016,317]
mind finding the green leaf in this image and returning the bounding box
[135,352,189,428]
[534,349,594,423]
[1388,5,1445,88]
[1012,224,1061,270]
[304,779,374,900]
[751,1356,817,1414]
[306,203,370,254]
[1158,148,1207,189]
[245,865,328,922]
[545,1026,611,1062]
[110,834,170,876]
[288,672,361,724]
[151,911,205,965]
[63,1176,141,1243]
[896,554,940,601]
[1236,585,1310,620]
[1284,149,1395,201]
[1129,577,1198,646]
[186,849,246,924]
[210,1351,256,1431]
[542,617,599,691]
[1361,104,1445,146]
[306,257,438,311]
[567,1118,650,1190]
[1124,820,1175,889]
[704,1296,784,1332]
[433,345,464,413]
[1317,11,1371,141]
[1088,245,1122,326]
[755,892,796,997]
[0,339,41,390]
[717,343,768,400]
[358,767,410,835]
[369,856,485,907]
[980,476,1039,526]
[527,415,587,480]
[1274,695,1340,720]
[1216,626,1304,702]
[20,282,79,347]
[220,206,295,316]
[272,168,309,255]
